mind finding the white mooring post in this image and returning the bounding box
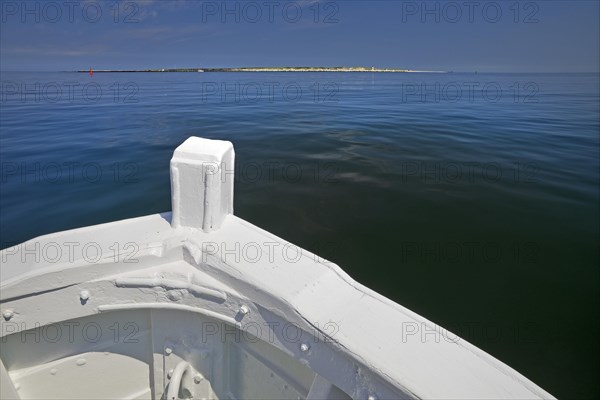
[170,137,235,231]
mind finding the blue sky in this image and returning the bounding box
[1,0,598,72]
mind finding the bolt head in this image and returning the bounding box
[165,347,172,355]
[367,395,378,400]
[194,374,203,384]
[239,305,249,315]
[2,310,14,321]
[80,290,90,302]
[167,369,173,379]
[300,343,310,353]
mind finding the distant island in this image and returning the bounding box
[77,66,447,73]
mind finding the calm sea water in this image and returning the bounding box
[1,71,598,398]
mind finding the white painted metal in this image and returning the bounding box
[0,137,555,399]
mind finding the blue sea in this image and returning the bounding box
[1,71,598,398]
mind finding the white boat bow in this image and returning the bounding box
[0,137,555,399]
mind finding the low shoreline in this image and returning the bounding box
[77,67,447,73]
